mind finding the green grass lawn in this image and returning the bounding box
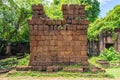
[106,68,120,78]
[0,55,120,79]
[0,67,119,80]
[2,67,120,79]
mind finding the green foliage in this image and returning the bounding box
[0,54,30,69]
[88,5,120,40]
[44,0,100,22]
[17,54,30,66]
[88,56,101,67]
[0,57,17,69]
[0,0,100,44]
[0,0,31,43]
[99,47,120,61]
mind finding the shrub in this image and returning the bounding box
[17,54,30,66]
[99,47,120,61]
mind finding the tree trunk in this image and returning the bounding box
[6,42,11,55]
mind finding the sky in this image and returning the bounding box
[98,0,120,17]
[48,0,120,18]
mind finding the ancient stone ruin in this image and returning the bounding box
[17,4,91,72]
[88,28,120,56]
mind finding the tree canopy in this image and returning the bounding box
[44,0,100,22]
[0,0,100,43]
[88,5,120,40]
[0,0,42,42]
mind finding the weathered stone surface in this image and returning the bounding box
[27,4,89,72]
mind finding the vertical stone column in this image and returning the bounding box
[99,33,104,52]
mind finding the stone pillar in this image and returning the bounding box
[99,33,104,52]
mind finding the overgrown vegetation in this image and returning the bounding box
[99,47,120,61]
[0,54,30,69]
[88,5,120,40]
[17,54,30,66]
[0,0,100,55]
[0,57,17,69]
[1,54,120,79]
[89,47,120,68]
[88,56,101,67]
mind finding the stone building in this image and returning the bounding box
[27,4,89,70]
[88,28,120,56]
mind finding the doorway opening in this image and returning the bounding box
[105,43,114,49]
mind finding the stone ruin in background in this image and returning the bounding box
[16,4,105,72]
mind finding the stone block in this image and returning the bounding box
[31,66,42,71]
[69,10,74,15]
[44,41,50,45]
[68,25,73,30]
[42,46,48,52]
[30,41,37,47]
[81,51,87,56]
[30,30,37,36]
[32,4,43,11]
[69,4,75,10]
[63,15,68,19]
[79,5,85,9]
[74,10,79,15]
[61,20,66,24]
[62,4,68,10]
[16,66,32,71]
[50,40,56,46]
[28,20,36,25]
[79,10,85,14]
[46,66,53,72]
[30,47,37,53]
[81,45,87,50]
[49,25,54,30]
[30,36,36,41]
[44,25,49,31]
[36,46,42,53]
[72,20,78,24]
[75,5,80,10]
[38,25,44,31]
[66,20,72,24]
[38,41,44,46]
[72,36,79,40]
[63,10,68,15]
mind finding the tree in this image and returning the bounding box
[44,0,100,22]
[88,5,120,40]
[0,0,44,55]
[0,0,31,55]
[0,0,100,55]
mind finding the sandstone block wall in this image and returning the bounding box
[28,4,89,67]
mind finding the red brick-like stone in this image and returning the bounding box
[28,4,89,72]
[69,4,75,10]
[32,4,43,11]
[38,25,44,31]
[62,4,68,10]
[63,10,68,15]
[30,41,37,47]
